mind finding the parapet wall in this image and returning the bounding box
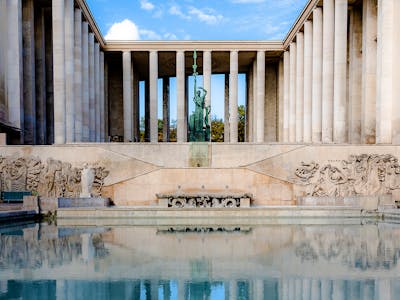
[1,144,400,206]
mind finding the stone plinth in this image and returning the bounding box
[156,192,253,208]
[298,195,394,211]
[58,197,110,208]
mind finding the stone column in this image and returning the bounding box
[333,0,348,143]
[44,8,54,144]
[332,281,345,300]
[348,6,362,144]
[52,0,66,144]
[312,7,323,143]
[132,69,139,142]
[104,60,109,141]
[35,7,47,145]
[100,52,105,142]
[149,51,158,143]
[377,0,397,143]
[229,50,238,143]
[81,22,89,142]
[322,0,334,143]
[283,51,290,142]
[247,65,254,142]
[265,63,277,142]
[393,0,400,143]
[94,43,100,142]
[361,0,377,144]
[303,21,313,143]
[256,50,265,143]
[0,1,5,123]
[162,77,170,142]
[73,9,82,142]
[22,0,36,144]
[289,42,297,143]
[278,58,284,142]
[295,32,304,143]
[376,0,390,143]
[65,0,74,143]
[224,74,230,143]
[203,50,212,138]
[122,51,132,142]
[176,51,186,142]
[320,280,332,300]
[88,33,95,141]
[252,59,257,141]
[145,79,150,141]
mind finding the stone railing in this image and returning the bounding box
[156,192,252,208]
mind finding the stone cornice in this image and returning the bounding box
[76,0,105,47]
[103,40,283,52]
[282,0,319,50]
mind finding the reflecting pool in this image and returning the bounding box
[0,219,400,299]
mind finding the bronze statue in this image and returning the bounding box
[189,50,210,142]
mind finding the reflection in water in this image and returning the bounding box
[0,221,400,299]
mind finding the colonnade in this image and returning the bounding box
[0,0,106,145]
[282,0,400,144]
[1,0,399,145]
[53,0,106,144]
[120,49,274,143]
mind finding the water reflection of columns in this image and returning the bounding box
[320,280,332,300]
[229,280,237,300]
[81,233,94,262]
[376,279,392,300]
[252,279,263,300]
[311,279,320,299]
[178,280,185,300]
[332,280,345,300]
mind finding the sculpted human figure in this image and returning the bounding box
[80,163,95,198]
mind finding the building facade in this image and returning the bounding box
[0,0,399,146]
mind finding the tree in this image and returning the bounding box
[238,105,245,142]
[211,115,224,142]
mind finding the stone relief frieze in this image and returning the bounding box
[294,154,400,197]
[0,155,109,198]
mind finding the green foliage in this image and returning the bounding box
[238,105,245,142]
[211,116,224,142]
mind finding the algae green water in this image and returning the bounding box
[0,220,400,299]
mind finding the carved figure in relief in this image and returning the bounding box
[0,154,108,198]
[5,157,27,191]
[295,154,400,198]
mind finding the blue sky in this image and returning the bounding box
[86,0,308,120]
[87,0,308,41]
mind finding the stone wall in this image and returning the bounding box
[2,144,400,206]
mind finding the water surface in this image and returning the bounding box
[0,219,399,299]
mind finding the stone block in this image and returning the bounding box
[22,195,39,213]
[240,198,250,207]
[39,197,58,214]
[58,197,111,208]
[0,133,6,145]
[158,198,169,207]
[359,196,379,211]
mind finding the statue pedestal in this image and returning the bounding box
[58,197,111,208]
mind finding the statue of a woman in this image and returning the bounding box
[80,163,95,198]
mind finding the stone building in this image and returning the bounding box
[1,0,399,145]
[0,0,400,205]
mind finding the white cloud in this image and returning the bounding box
[169,5,191,20]
[140,0,154,11]
[104,19,140,40]
[139,29,161,40]
[188,7,223,25]
[163,33,178,40]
